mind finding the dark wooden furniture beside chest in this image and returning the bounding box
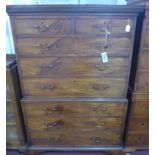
[6,54,26,150]
[124,0,149,153]
[6,5,145,155]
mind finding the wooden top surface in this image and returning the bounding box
[6,5,145,15]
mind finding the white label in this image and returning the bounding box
[101,52,108,63]
[125,24,131,32]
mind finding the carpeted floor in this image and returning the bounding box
[6,150,149,155]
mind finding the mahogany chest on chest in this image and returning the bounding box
[7,5,145,152]
[125,0,149,149]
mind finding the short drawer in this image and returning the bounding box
[76,17,135,34]
[126,132,149,147]
[6,101,16,123]
[135,71,149,92]
[22,101,127,116]
[128,117,149,132]
[132,101,149,117]
[14,17,72,35]
[6,124,20,142]
[29,131,121,146]
[22,78,127,97]
[16,37,131,56]
[20,57,130,78]
[26,116,125,132]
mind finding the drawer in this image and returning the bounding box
[29,131,121,146]
[6,112,16,123]
[22,78,127,97]
[76,17,135,34]
[6,100,13,114]
[26,116,125,132]
[14,18,72,35]
[6,124,20,142]
[20,57,130,78]
[132,101,149,117]
[16,37,131,56]
[126,132,149,147]
[6,101,16,123]
[128,117,149,132]
[22,101,127,116]
[135,71,149,92]
[139,50,149,70]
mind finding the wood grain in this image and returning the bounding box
[16,37,131,56]
[126,132,149,147]
[76,17,135,34]
[132,101,149,117]
[19,57,130,78]
[22,101,127,116]
[14,18,72,35]
[29,131,121,146]
[128,116,149,132]
[26,116,125,132]
[22,78,127,97]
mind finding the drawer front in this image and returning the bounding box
[126,132,149,147]
[26,116,125,132]
[16,37,131,56]
[30,131,121,146]
[6,101,16,123]
[20,57,130,78]
[132,101,149,117]
[139,50,149,70]
[22,78,126,97]
[22,101,127,116]
[14,18,72,35]
[76,17,135,34]
[128,117,149,132]
[6,124,20,142]
[136,71,149,92]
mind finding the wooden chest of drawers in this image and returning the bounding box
[7,5,145,152]
[6,54,26,149]
[125,0,149,150]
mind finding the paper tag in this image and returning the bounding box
[125,24,131,32]
[101,52,108,63]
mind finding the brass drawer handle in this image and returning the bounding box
[92,122,105,128]
[40,84,55,91]
[92,137,106,144]
[44,105,64,113]
[144,107,149,112]
[92,107,107,112]
[44,120,64,128]
[36,43,52,51]
[102,107,107,111]
[95,64,108,71]
[38,64,54,69]
[139,122,146,128]
[92,84,109,91]
[48,137,59,142]
[34,24,51,32]
[136,137,144,143]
